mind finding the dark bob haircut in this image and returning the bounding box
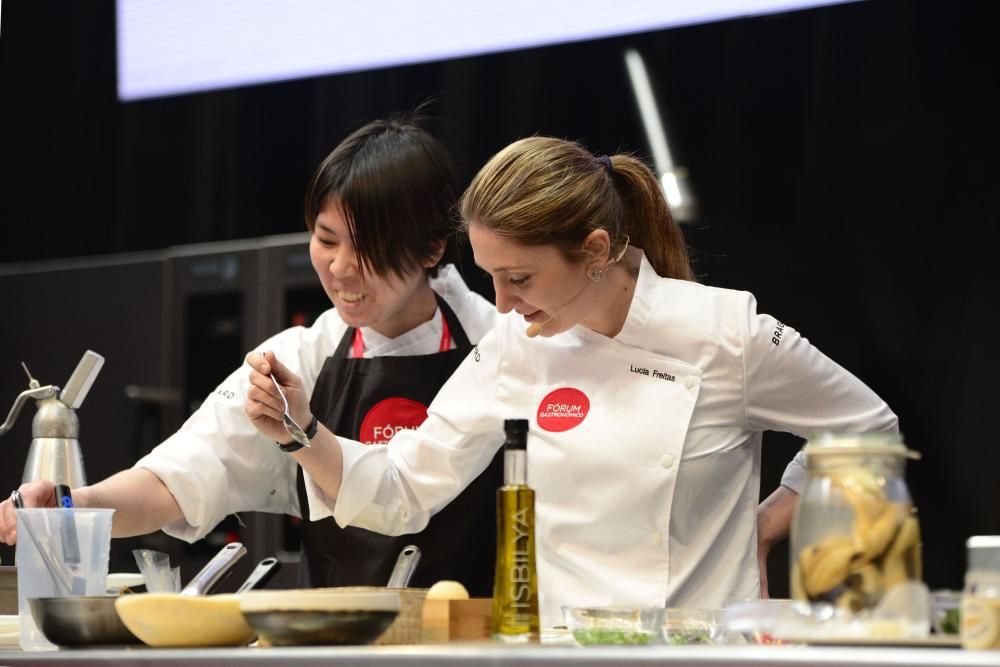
[304,113,460,280]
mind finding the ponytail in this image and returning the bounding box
[462,137,694,282]
[608,155,694,281]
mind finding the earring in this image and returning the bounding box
[588,268,603,282]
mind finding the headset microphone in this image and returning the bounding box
[524,281,591,338]
[523,236,630,339]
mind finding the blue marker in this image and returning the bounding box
[54,484,75,508]
[54,484,81,567]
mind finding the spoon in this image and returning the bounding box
[269,373,310,448]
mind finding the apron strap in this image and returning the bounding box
[435,293,472,350]
[439,313,453,352]
[351,327,365,359]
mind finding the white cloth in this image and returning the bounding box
[133,265,495,542]
[327,253,898,626]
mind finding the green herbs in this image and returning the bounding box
[666,629,712,645]
[572,629,654,646]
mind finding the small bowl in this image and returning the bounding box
[239,589,400,646]
[563,607,664,646]
[723,599,801,645]
[662,608,725,645]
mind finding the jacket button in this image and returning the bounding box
[659,454,675,469]
[649,532,664,546]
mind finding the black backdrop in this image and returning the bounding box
[1,0,998,595]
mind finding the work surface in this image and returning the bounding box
[0,644,997,667]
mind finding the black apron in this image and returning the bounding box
[296,295,501,596]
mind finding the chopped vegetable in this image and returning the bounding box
[572,629,654,645]
[666,629,712,645]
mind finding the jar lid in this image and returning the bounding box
[967,536,1000,571]
[802,432,921,460]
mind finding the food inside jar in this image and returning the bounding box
[792,467,922,610]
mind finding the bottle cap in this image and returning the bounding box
[503,419,528,449]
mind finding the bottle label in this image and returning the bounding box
[506,507,533,622]
[962,595,1000,649]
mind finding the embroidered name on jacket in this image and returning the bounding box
[772,321,786,346]
[630,364,676,382]
[214,386,237,400]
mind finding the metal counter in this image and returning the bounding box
[0,644,997,667]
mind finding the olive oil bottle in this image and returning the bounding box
[492,418,539,643]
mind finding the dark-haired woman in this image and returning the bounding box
[0,117,500,594]
[245,136,897,624]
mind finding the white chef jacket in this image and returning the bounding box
[322,253,898,626]
[133,265,495,542]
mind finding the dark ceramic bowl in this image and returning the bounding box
[239,589,400,646]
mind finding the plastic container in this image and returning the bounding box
[14,508,114,650]
[563,607,664,646]
[662,608,725,645]
[789,433,921,614]
[930,590,961,635]
[961,536,1000,650]
[723,599,805,645]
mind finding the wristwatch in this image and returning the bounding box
[278,414,319,453]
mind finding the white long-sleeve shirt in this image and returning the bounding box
[133,265,495,542]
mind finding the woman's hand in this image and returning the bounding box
[0,479,58,545]
[756,485,800,599]
[244,351,312,445]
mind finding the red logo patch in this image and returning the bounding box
[536,387,590,432]
[359,397,429,445]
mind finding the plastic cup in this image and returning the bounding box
[15,508,114,650]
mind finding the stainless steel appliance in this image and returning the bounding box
[0,351,105,487]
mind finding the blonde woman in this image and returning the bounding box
[246,137,897,624]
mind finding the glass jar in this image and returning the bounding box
[961,536,1000,650]
[789,432,922,613]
